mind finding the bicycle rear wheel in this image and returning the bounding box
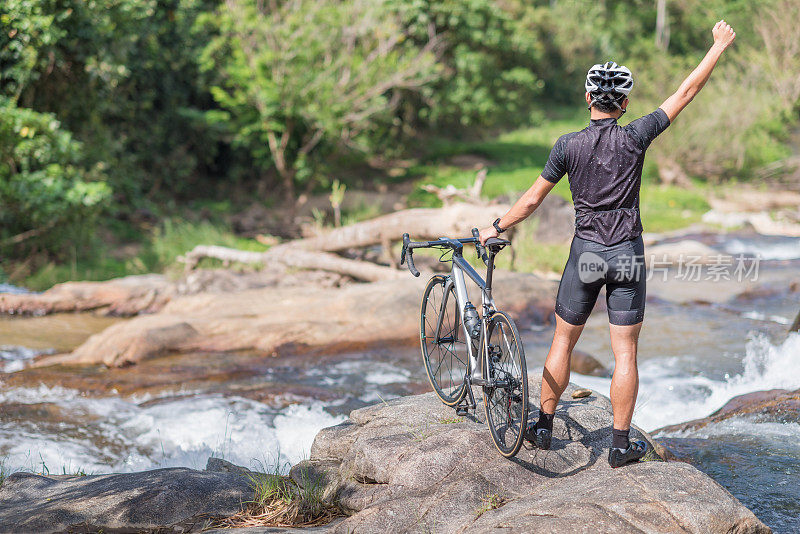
[483,311,528,458]
[421,275,468,406]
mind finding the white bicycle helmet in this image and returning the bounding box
[585,61,634,95]
[585,61,633,110]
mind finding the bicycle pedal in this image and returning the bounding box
[455,406,470,416]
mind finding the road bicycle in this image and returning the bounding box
[400,228,528,458]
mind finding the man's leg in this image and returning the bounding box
[607,321,648,467]
[608,321,642,432]
[540,315,585,413]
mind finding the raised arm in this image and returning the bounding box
[660,20,736,122]
[478,176,556,244]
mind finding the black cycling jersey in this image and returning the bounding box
[542,108,670,246]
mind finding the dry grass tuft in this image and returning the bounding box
[215,467,343,529]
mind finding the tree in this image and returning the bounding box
[202,0,442,206]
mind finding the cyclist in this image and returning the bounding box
[479,21,736,467]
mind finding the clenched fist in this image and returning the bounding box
[712,20,736,50]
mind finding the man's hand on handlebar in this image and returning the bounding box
[478,225,498,246]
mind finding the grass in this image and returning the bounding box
[474,492,507,518]
[20,218,268,291]
[438,415,462,424]
[217,462,341,528]
[639,178,711,233]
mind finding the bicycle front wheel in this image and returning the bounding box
[483,311,528,458]
[421,275,468,406]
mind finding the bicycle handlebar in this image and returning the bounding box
[401,233,420,277]
[471,228,489,266]
[400,228,490,277]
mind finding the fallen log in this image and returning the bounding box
[421,168,488,206]
[282,202,509,253]
[180,245,403,283]
[182,202,509,281]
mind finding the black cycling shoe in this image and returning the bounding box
[608,440,647,468]
[523,424,552,450]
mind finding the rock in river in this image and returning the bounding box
[285,375,769,533]
[0,274,174,316]
[656,388,800,435]
[0,466,253,533]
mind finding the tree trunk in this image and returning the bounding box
[655,0,670,51]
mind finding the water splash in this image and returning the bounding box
[0,390,344,474]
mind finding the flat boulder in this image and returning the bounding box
[570,349,611,377]
[0,274,174,316]
[293,374,768,533]
[0,467,253,533]
[647,239,731,265]
[33,271,556,368]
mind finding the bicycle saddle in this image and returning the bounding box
[485,237,510,250]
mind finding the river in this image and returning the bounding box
[0,233,798,531]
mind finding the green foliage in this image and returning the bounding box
[408,107,583,207]
[0,98,109,254]
[398,0,542,127]
[1,0,798,279]
[201,0,441,199]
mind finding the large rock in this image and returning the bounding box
[656,388,800,435]
[570,349,611,377]
[0,467,253,533]
[0,274,174,316]
[646,239,731,265]
[292,376,768,533]
[33,271,556,368]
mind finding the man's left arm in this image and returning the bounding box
[478,176,556,244]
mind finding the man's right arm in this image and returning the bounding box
[659,20,736,122]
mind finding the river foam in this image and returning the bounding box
[0,390,344,474]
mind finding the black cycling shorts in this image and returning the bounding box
[555,235,646,326]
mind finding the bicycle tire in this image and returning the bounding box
[483,311,528,458]
[420,275,468,406]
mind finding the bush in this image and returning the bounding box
[0,98,109,256]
